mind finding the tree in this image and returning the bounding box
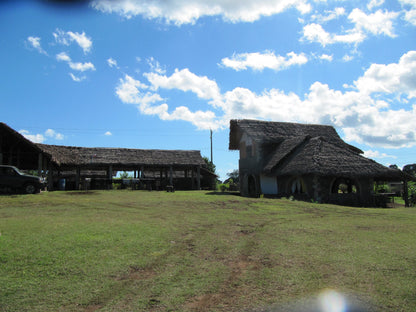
[403,164,416,177]
[226,169,239,184]
[203,156,216,174]
[119,171,131,179]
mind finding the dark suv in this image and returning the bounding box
[0,165,42,194]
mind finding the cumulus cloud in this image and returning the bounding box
[310,7,345,23]
[115,74,219,129]
[302,8,399,46]
[105,131,112,136]
[53,29,92,54]
[302,22,365,46]
[364,150,397,159]
[353,50,416,98]
[90,0,311,25]
[349,8,399,37]
[56,52,96,75]
[115,52,416,148]
[221,51,308,71]
[319,54,333,62]
[367,0,385,11]
[45,129,64,140]
[26,36,47,55]
[399,0,416,25]
[20,128,64,143]
[107,58,118,68]
[19,130,45,143]
[147,57,166,74]
[69,73,87,82]
[144,68,222,101]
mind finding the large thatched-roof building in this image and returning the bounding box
[0,122,215,191]
[229,119,410,206]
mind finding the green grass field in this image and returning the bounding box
[1,190,415,311]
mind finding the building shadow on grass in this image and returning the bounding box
[205,191,241,196]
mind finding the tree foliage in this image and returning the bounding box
[203,157,216,174]
[226,169,239,183]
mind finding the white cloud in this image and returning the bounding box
[310,7,345,23]
[90,0,311,25]
[302,8,399,46]
[56,52,71,62]
[26,36,47,55]
[107,58,118,68]
[348,8,399,37]
[144,68,221,101]
[115,51,416,148]
[363,150,397,159]
[53,29,92,54]
[353,50,416,98]
[56,52,96,73]
[115,74,219,130]
[147,57,166,74]
[221,51,308,71]
[20,128,64,143]
[45,129,64,140]
[400,0,416,25]
[69,61,96,72]
[367,0,385,11]
[19,130,45,143]
[319,54,333,62]
[105,131,112,136]
[342,54,354,62]
[302,22,365,46]
[69,73,87,82]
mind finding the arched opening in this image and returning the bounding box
[331,178,358,194]
[290,177,305,194]
[248,175,257,197]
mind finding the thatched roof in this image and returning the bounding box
[36,144,206,169]
[0,122,208,171]
[229,119,362,153]
[0,122,48,169]
[265,136,406,180]
[229,119,409,181]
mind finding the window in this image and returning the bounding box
[291,178,304,194]
[331,178,358,194]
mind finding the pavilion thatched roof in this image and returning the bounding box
[36,144,206,169]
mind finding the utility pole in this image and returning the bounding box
[210,129,213,164]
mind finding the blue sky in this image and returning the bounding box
[1,0,416,181]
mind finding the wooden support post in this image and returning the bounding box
[48,160,53,191]
[108,165,113,189]
[38,153,43,178]
[0,136,2,165]
[8,147,14,165]
[404,180,409,207]
[169,166,173,186]
[191,169,195,189]
[197,165,201,190]
[16,148,21,168]
[76,167,81,190]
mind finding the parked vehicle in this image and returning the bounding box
[0,165,42,194]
